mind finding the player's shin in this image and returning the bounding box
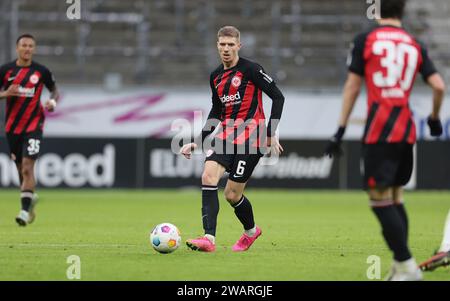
[232,195,256,236]
[371,199,411,262]
[394,201,409,243]
[20,190,34,212]
[201,185,219,243]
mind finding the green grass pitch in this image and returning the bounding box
[0,189,449,281]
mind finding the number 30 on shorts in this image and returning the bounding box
[27,139,41,156]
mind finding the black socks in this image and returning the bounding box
[21,191,33,212]
[232,195,255,231]
[371,200,411,262]
[202,185,219,236]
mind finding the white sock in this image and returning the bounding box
[395,258,418,273]
[245,226,257,237]
[439,210,450,252]
[204,234,215,245]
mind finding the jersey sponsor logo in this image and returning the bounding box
[30,73,40,85]
[259,69,273,83]
[220,91,241,103]
[231,76,242,88]
[18,86,36,97]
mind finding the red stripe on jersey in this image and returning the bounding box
[3,69,13,88]
[5,68,31,132]
[407,122,416,144]
[26,106,44,132]
[220,72,243,142]
[256,90,265,120]
[235,90,265,146]
[233,119,258,144]
[214,70,232,122]
[364,104,391,144]
[235,81,255,122]
[216,125,234,141]
[387,107,411,142]
[225,71,242,120]
[14,82,44,134]
[215,70,233,96]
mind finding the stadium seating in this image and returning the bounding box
[0,0,448,87]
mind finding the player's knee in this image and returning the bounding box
[201,171,218,186]
[224,188,241,204]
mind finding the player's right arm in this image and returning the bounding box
[325,33,365,157]
[180,73,222,159]
[0,66,21,100]
[0,84,21,100]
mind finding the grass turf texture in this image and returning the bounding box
[0,189,449,281]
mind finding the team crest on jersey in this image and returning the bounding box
[29,74,40,85]
[231,76,242,88]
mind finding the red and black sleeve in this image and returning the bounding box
[418,42,438,82]
[251,64,285,137]
[40,65,56,91]
[347,32,368,76]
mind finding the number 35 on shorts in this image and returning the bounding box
[27,139,41,156]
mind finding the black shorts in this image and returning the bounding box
[205,150,263,183]
[6,131,43,164]
[362,143,413,189]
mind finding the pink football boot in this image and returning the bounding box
[232,226,262,252]
[186,237,216,252]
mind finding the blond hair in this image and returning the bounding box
[217,26,240,40]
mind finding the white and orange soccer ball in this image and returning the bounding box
[150,223,181,254]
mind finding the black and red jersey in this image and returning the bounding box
[0,61,56,135]
[348,25,437,144]
[202,57,284,146]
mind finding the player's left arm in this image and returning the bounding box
[251,65,285,154]
[42,67,59,112]
[419,43,446,136]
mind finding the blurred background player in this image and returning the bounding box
[0,34,60,226]
[419,210,450,271]
[180,26,285,252]
[325,0,446,280]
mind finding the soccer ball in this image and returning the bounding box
[150,223,181,254]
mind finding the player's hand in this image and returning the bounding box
[267,136,284,156]
[45,99,57,112]
[324,138,343,158]
[427,115,443,137]
[324,126,346,158]
[180,143,197,159]
[3,84,21,97]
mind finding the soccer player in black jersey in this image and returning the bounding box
[325,0,445,280]
[180,26,285,252]
[0,34,60,226]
